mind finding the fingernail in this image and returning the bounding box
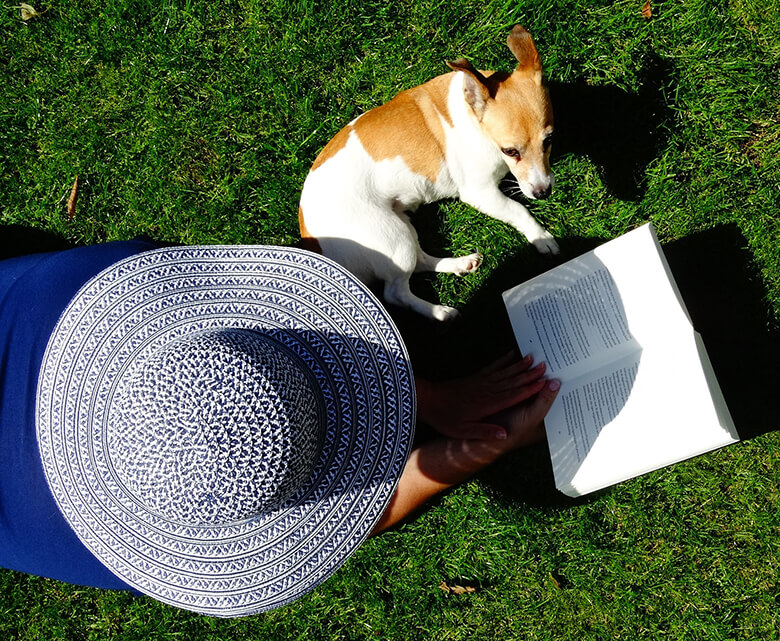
[549,379,561,392]
[496,429,507,440]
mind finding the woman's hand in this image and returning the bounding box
[489,377,560,451]
[372,366,560,535]
[416,352,554,440]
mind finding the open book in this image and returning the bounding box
[502,223,739,497]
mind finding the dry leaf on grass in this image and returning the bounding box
[67,176,78,220]
[438,581,476,595]
[641,1,653,18]
[20,3,40,20]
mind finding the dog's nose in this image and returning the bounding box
[533,185,552,200]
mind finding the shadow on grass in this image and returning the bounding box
[387,234,602,380]
[387,236,603,509]
[663,225,780,442]
[390,225,780,509]
[549,53,676,201]
[0,225,73,260]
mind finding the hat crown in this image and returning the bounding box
[109,329,323,525]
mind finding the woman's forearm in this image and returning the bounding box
[371,377,559,535]
[370,435,507,535]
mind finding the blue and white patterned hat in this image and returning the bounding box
[36,245,415,617]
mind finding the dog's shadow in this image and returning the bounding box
[548,53,676,201]
[391,225,780,508]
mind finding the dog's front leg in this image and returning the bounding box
[461,186,560,254]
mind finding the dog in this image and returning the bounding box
[299,25,559,321]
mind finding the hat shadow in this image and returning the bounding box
[0,224,73,260]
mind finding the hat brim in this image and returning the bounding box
[36,246,415,616]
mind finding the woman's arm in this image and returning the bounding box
[372,362,560,535]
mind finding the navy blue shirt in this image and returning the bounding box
[0,240,158,589]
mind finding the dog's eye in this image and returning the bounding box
[542,134,554,151]
[501,147,521,159]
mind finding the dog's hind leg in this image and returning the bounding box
[383,277,460,322]
[415,249,482,275]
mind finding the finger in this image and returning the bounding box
[510,376,549,404]
[484,354,535,382]
[485,365,547,404]
[524,379,561,425]
[489,361,546,393]
[477,351,527,378]
[466,379,548,425]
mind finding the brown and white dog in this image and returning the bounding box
[299,25,559,321]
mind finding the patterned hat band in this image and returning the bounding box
[109,329,325,526]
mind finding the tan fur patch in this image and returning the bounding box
[351,74,453,183]
[298,205,322,253]
[503,72,553,123]
[310,126,352,172]
[482,71,553,145]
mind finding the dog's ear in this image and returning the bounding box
[446,58,491,119]
[507,25,542,79]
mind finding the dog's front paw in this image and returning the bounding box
[433,304,460,322]
[530,230,560,255]
[454,252,483,275]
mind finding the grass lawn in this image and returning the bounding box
[1,0,779,639]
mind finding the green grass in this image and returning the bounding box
[2,0,779,639]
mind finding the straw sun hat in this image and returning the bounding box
[36,245,415,617]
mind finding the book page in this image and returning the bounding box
[551,360,640,467]
[504,262,639,379]
[548,329,739,496]
[503,224,693,379]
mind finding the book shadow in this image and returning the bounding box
[662,225,780,441]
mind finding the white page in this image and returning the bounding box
[503,259,640,380]
[548,327,739,496]
[591,224,693,351]
[503,224,691,380]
